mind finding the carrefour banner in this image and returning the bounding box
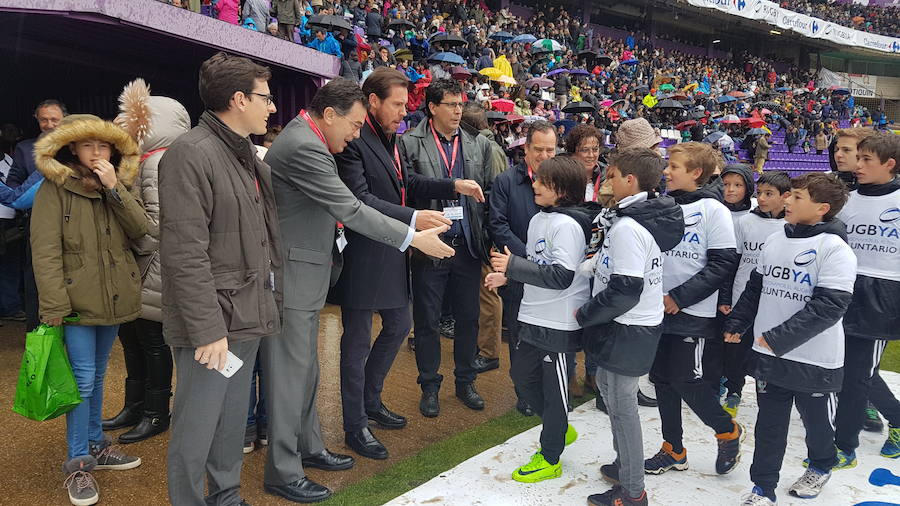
[686,0,900,54]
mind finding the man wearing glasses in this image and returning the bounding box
[398,79,498,418]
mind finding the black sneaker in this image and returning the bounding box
[863,402,884,433]
[516,399,534,417]
[439,318,455,339]
[472,354,499,373]
[90,440,141,471]
[600,463,619,483]
[244,423,257,454]
[715,421,743,475]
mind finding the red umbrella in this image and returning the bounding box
[507,114,525,123]
[451,66,471,80]
[727,91,746,98]
[491,99,515,113]
[675,120,697,130]
[760,108,773,115]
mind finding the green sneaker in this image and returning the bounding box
[863,402,884,433]
[880,426,900,459]
[722,393,741,418]
[512,452,562,483]
[565,424,578,446]
[803,446,856,470]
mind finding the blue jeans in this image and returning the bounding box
[247,350,267,427]
[0,229,22,316]
[65,325,119,459]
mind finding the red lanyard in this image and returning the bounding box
[139,147,168,164]
[526,165,535,182]
[300,109,327,146]
[366,116,405,206]
[430,119,459,178]
[592,170,603,202]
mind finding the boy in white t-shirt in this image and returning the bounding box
[577,149,684,506]
[486,156,598,484]
[725,173,857,504]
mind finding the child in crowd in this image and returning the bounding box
[725,173,857,504]
[485,156,597,483]
[721,164,757,229]
[832,132,900,465]
[576,148,684,506]
[720,171,790,417]
[646,142,742,476]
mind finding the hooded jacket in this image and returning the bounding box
[721,164,756,215]
[31,115,148,326]
[725,219,856,392]
[577,193,684,376]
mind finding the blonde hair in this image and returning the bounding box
[667,142,719,186]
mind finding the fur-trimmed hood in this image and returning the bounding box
[33,114,140,188]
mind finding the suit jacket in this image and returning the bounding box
[265,114,411,312]
[398,118,496,264]
[331,116,456,309]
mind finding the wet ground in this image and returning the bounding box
[0,306,550,505]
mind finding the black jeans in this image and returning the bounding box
[723,325,755,397]
[500,281,525,400]
[411,242,481,392]
[339,306,410,432]
[119,318,173,392]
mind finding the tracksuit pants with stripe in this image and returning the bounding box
[751,380,838,498]
[835,336,900,454]
[650,334,735,451]
[511,339,569,465]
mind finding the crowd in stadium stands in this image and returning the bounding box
[778,0,900,37]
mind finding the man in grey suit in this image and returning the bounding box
[261,79,454,503]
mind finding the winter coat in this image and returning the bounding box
[158,111,283,348]
[31,116,148,326]
[243,0,271,31]
[815,133,828,151]
[131,97,191,323]
[754,136,770,160]
[721,164,756,213]
[215,0,240,24]
[271,0,301,25]
[307,34,343,57]
[365,10,383,37]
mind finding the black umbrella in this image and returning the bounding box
[387,18,415,30]
[655,99,685,110]
[578,50,597,60]
[530,45,552,55]
[690,110,706,120]
[562,101,596,114]
[431,33,467,47]
[486,111,507,122]
[594,54,613,65]
[753,101,781,109]
[633,84,650,94]
[307,14,352,32]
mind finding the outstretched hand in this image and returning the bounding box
[454,179,485,203]
[490,246,512,274]
[411,224,455,258]
[484,272,508,290]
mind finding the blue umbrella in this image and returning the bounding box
[489,31,514,41]
[775,86,792,92]
[831,87,851,95]
[703,131,726,143]
[427,52,465,65]
[569,69,590,76]
[621,59,639,65]
[547,68,570,77]
[747,128,768,135]
[717,95,738,103]
[511,34,537,44]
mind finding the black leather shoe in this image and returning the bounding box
[637,390,658,407]
[367,404,407,429]
[420,391,440,418]
[239,501,252,506]
[472,355,500,373]
[301,449,355,471]
[455,384,485,410]
[265,478,332,503]
[345,427,388,460]
[516,398,534,417]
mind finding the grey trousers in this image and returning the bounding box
[260,308,325,486]
[595,366,644,497]
[167,339,260,506]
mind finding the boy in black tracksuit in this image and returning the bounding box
[725,173,857,503]
[646,143,742,476]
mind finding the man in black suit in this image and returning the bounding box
[332,68,484,459]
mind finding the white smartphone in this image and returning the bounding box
[218,351,244,378]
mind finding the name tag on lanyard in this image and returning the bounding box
[432,122,463,221]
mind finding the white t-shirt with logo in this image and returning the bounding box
[518,211,591,331]
[753,230,857,369]
[837,189,900,282]
[593,215,664,326]
[733,213,786,304]
[663,197,736,318]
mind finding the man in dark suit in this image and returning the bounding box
[332,68,485,460]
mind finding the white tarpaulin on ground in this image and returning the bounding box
[388,371,900,505]
[685,0,900,54]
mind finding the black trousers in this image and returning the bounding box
[500,281,525,400]
[411,243,481,392]
[723,325,755,397]
[119,318,173,392]
[835,336,900,453]
[650,334,734,450]
[339,306,410,432]
[512,339,568,464]
[751,380,838,497]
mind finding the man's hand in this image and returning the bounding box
[663,294,680,315]
[92,159,118,189]
[724,332,742,343]
[454,179,485,203]
[484,272,508,289]
[490,246,512,274]
[415,210,452,231]
[195,336,229,371]
[411,224,454,258]
[43,316,63,327]
[718,304,732,315]
[755,335,772,351]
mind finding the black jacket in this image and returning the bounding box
[721,164,755,213]
[488,163,539,258]
[724,219,853,393]
[577,194,684,376]
[664,185,739,337]
[843,178,900,341]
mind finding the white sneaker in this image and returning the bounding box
[789,466,831,498]
[740,487,775,505]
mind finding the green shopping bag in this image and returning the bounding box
[12,320,82,421]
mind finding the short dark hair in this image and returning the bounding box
[309,78,367,117]
[608,148,663,192]
[425,79,463,117]
[526,120,556,145]
[199,52,272,112]
[756,171,791,194]
[667,142,718,186]
[34,99,67,117]
[461,103,488,131]
[362,67,409,101]
[790,173,848,221]
[564,124,601,154]
[857,132,900,174]
[535,155,585,207]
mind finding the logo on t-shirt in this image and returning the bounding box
[535,238,547,254]
[684,211,702,227]
[793,249,817,267]
[879,207,900,224]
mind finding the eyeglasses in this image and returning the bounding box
[577,146,601,154]
[247,92,275,106]
[439,102,465,109]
